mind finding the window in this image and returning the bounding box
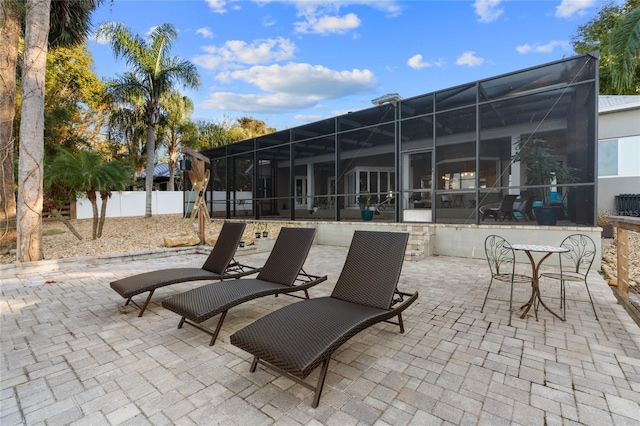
[598,139,618,176]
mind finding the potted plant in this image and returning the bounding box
[512,138,578,225]
[358,190,374,221]
[358,190,370,211]
[318,197,328,210]
[597,209,615,238]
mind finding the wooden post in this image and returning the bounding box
[617,226,629,300]
[182,147,210,245]
[609,216,640,302]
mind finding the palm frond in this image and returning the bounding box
[609,7,640,93]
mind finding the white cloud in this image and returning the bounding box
[473,0,504,23]
[223,63,377,98]
[456,51,484,67]
[199,92,320,113]
[294,13,361,34]
[267,0,403,17]
[93,32,109,45]
[555,0,595,18]
[193,37,296,69]
[263,15,276,27]
[407,54,433,70]
[205,0,227,14]
[145,26,159,37]
[294,114,326,123]
[516,40,570,54]
[331,108,354,116]
[263,1,402,35]
[196,27,214,39]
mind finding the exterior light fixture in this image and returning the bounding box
[371,93,403,106]
[179,156,192,171]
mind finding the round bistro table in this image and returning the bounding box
[506,243,569,321]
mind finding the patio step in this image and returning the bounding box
[405,230,434,261]
[405,249,425,262]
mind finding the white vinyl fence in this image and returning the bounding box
[74,191,254,219]
[75,191,184,219]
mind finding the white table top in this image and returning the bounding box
[507,243,569,253]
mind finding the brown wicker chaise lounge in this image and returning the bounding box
[230,230,419,408]
[110,222,257,317]
[480,194,518,221]
[161,227,327,346]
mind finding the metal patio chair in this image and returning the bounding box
[481,235,533,326]
[539,234,598,320]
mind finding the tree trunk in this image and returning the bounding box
[144,125,155,217]
[168,157,175,191]
[97,191,108,238]
[50,208,82,240]
[0,0,21,253]
[87,190,99,239]
[17,0,51,262]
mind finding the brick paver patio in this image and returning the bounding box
[2,243,639,425]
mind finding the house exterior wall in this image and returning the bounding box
[597,100,640,212]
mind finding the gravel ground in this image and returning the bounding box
[1,215,215,264]
[1,215,638,288]
[601,231,640,288]
[0,215,289,264]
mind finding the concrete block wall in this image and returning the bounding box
[226,219,601,268]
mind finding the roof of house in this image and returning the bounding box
[599,95,640,113]
[139,162,178,179]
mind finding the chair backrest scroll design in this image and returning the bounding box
[485,235,516,276]
[560,234,596,275]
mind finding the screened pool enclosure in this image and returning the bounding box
[192,53,598,226]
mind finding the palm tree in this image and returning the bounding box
[3,0,102,260]
[160,90,195,190]
[17,0,52,261]
[0,0,21,254]
[107,99,147,181]
[609,5,640,93]
[45,148,132,240]
[97,22,200,217]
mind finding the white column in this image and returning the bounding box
[307,164,314,206]
[510,135,521,194]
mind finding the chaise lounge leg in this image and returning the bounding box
[397,313,405,333]
[138,290,155,317]
[312,358,331,408]
[250,356,259,373]
[125,297,132,306]
[178,317,186,329]
[209,310,228,346]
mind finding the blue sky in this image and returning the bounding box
[88,0,605,131]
